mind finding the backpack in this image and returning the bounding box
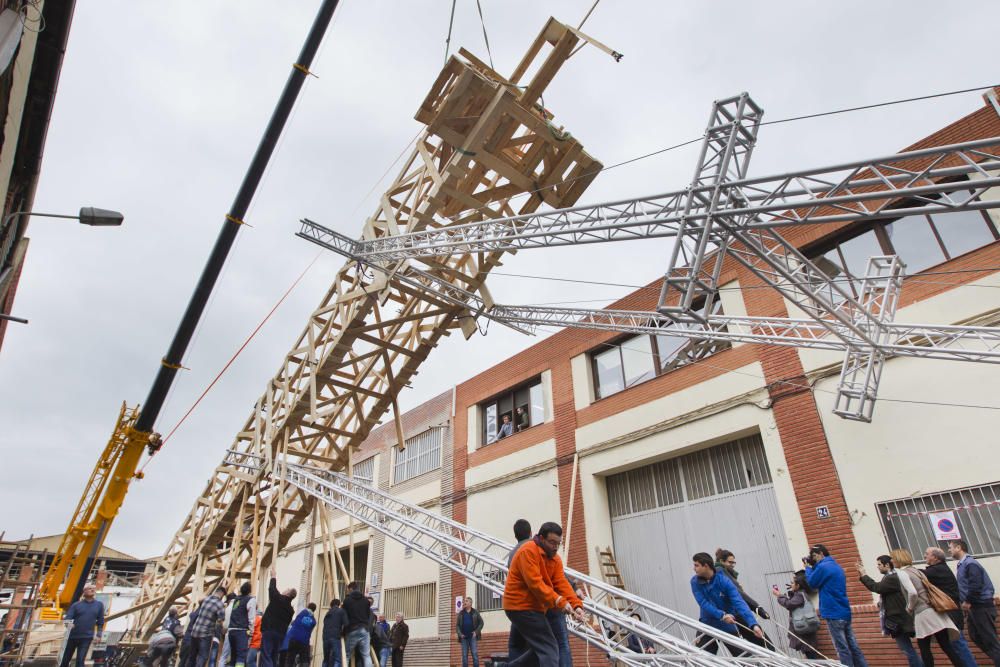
[790,596,821,634]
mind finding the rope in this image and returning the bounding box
[577,0,601,30]
[138,252,323,473]
[443,0,457,64]
[474,0,495,70]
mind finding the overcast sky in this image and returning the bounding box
[2,1,999,559]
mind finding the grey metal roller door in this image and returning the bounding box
[607,434,795,651]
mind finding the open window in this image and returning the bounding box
[480,376,545,445]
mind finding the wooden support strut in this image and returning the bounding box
[131,18,602,638]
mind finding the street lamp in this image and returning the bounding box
[0,207,124,326]
[1,206,125,228]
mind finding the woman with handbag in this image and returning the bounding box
[892,549,963,666]
[857,555,922,667]
[772,571,822,659]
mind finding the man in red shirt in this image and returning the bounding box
[503,522,585,666]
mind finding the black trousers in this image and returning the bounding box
[505,610,559,667]
[280,640,310,667]
[917,629,962,666]
[390,647,404,667]
[968,605,1000,666]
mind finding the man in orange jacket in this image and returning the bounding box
[503,522,586,666]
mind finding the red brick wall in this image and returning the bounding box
[440,93,1000,665]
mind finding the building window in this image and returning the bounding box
[384,582,436,619]
[353,457,375,486]
[606,435,772,519]
[591,294,728,400]
[809,182,998,285]
[393,428,442,484]
[876,482,1000,562]
[475,570,505,611]
[481,377,544,445]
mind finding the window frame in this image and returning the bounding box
[876,481,1000,563]
[589,294,729,401]
[392,427,442,484]
[479,376,545,446]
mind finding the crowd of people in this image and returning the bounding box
[687,541,1000,667]
[117,566,409,667]
[55,526,999,667]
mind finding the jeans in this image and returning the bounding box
[826,619,869,667]
[460,635,479,667]
[951,632,977,667]
[545,609,571,667]
[246,647,259,667]
[893,634,923,667]
[506,610,558,667]
[322,639,341,667]
[220,633,231,667]
[60,637,93,667]
[344,628,372,667]
[229,630,250,666]
[378,646,390,666]
[188,636,214,667]
[260,630,284,667]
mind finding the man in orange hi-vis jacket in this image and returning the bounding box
[503,521,586,666]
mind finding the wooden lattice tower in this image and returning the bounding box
[132,18,602,637]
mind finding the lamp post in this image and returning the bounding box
[0,207,124,325]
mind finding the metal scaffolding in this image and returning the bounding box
[299,93,1000,422]
[223,452,839,667]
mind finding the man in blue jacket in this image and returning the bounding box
[282,603,317,667]
[690,552,762,655]
[950,539,1000,665]
[60,584,105,667]
[803,544,868,667]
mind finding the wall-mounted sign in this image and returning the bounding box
[816,506,831,520]
[929,511,961,541]
[455,595,463,614]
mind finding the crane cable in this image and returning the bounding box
[137,252,323,475]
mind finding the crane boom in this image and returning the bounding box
[38,0,343,611]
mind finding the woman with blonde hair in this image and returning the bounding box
[891,549,963,666]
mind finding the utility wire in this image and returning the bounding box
[527,321,1000,413]
[491,265,1000,294]
[449,83,1000,223]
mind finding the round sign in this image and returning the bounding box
[937,518,955,532]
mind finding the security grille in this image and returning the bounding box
[475,570,505,611]
[353,456,375,486]
[607,435,773,518]
[877,481,1000,561]
[383,582,436,619]
[393,428,442,484]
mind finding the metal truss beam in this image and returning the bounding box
[312,137,1000,263]
[266,458,834,667]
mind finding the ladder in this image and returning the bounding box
[0,536,45,665]
[595,546,637,646]
[229,453,835,666]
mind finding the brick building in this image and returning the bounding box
[277,91,1000,666]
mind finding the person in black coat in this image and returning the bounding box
[857,555,920,667]
[715,549,774,650]
[260,567,297,667]
[322,599,348,667]
[923,547,979,667]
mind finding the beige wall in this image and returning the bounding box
[380,503,442,638]
[465,469,562,631]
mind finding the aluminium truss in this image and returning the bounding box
[129,18,603,638]
[228,453,838,667]
[299,94,1000,422]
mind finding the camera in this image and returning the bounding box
[801,553,817,566]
